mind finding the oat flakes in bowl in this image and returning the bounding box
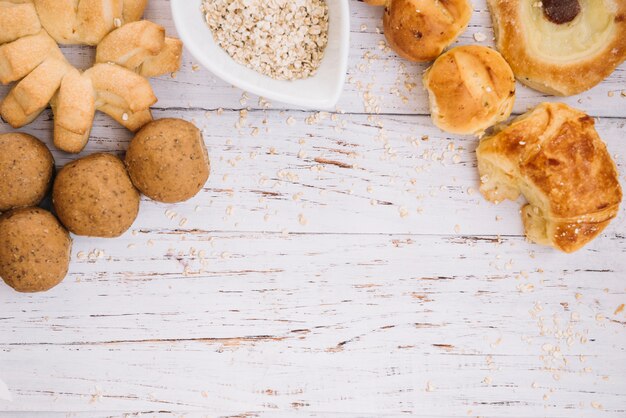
[171,0,349,109]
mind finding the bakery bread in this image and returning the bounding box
[33,0,147,45]
[126,118,211,203]
[477,103,622,253]
[0,30,64,85]
[369,0,471,62]
[0,2,42,45]
[85,63,157,131]
[423,45,516,135]
[488,0,626,96]
[0,132,54,212]
[96,21,183,77]
[53,153,140,238]
[1,57,71,128]
[0,207,72,293]
[50,68,96,153]
[0,0,182,150]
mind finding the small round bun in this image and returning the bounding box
[0,132,54,212]
[53,153,140,237]
[126,118,210,203]
[383,0,471,62]
[423,45,516,135]
[0,207,71,293]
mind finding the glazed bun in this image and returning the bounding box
[488,0,626,96]
[0,132,54,212]
[0,207,71,293]
[423,45,516,135]
[126,118,210,203]
[477,103,622,253]
[382,0,471,62]
[53,153,140,238]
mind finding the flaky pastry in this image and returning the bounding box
[477,103,622,253]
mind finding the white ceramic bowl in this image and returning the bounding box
[171,0,350,109]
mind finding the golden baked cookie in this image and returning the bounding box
[488,0,626,96]
[0,207,72,293]
[423,45,516,135]
[126,119,211,203]
[53,153,140,238]
[379,0,472,62]
[0,132,54,212]
[477,103,622,253]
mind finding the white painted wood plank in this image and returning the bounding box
[0,0,624,117]
[2,109,624,237]
[0,0,625,417]
[0,232,624,416]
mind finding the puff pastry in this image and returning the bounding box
[477,103,622,253]
[365,0,471,62]
[423,45,516,135]
[488,0,626,96]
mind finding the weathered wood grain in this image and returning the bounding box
[2,108,624,237]
[1,232,625,416]
[0,0,625,417]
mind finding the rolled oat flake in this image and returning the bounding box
[202,0,329,81]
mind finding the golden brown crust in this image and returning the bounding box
[383,0,471,62]
[85,63,157,112]
[487,0,626,96]
[126,118,211,203]
[0,57,71,127]
[477,102,622,253]
[52,153,140,238]
[138,37,183,78]
[0,30,63,85]
[96,20,166,70]
[51,68,96,153]
[0,207,71,293]
[423,45,516,135]
[123,0,148,22]
[0,2,41,45]
[0,132,54,212]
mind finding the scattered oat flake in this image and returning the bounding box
[425,381,435,392]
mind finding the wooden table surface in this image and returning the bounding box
[1,1,625,417]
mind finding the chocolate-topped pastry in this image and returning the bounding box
[542,0,581,24]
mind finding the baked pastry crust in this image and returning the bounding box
[51,68,96,153]
[488,0,626,96]
[382,0,471,62]
[0,2,41,45]
[477,103,622,253]
[423,45,516,135]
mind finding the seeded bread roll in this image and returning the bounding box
[0,132,54,212]
[423,45,516,135]
[53,153,140,237]
[487,0,626,95]
[125,118,210,203]
[476,103,622,253]
[0,207,71,293]
[382,0,472,62]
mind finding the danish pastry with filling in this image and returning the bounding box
[488,0,626,96]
